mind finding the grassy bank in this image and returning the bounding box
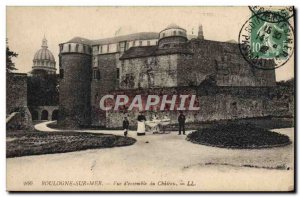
[7,130,136,158]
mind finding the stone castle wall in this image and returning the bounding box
[177,39,276,87]
[101,86,291,129]
[6,73,32,130]
[7,73,28,114]
[91,53,119,126]
[119,54,178,89]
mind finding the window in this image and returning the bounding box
[59,69,64,79]
[92,46,95,53]
[68,44,71,52]
[99,45,102,53]
[75,44,79,52]
[116,68,120,79]
[83,45,86,53]
[107,45,110,52]
[133,41,135,47]
[119,41,126,52]
[98,58,101,67]
[93,57,97,66]
[93,69,100,80]
[173,31,176,35]
[139,41,142,46]
[147,41,150,46]
[162,33,165,38]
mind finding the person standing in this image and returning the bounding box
[137,112,146,136]
[178,111,186,135]
[123,117,129,137]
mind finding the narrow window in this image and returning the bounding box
[119,42,126,52]
[139,41,142,46]
[59,69,64,79]
[147,41,150,46]
[173,31,176,35]
[93,69,100,80]
[116,68,120,79]
[68,44,71,52]
[75,44,79,52]
[96,70,100,80]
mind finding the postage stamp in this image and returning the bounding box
[249,6,294,23]
[238,11,294,70]
[6,6,295,192]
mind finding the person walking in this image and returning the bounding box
[137,111,146,136]
[123,117,129,137]
[178,111,186,135]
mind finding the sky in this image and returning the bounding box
[6,6,294,81]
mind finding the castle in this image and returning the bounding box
[58,24,280,129]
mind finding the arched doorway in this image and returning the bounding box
[52,110,58,120]
[31,110,39,120]
[41,110,49,120]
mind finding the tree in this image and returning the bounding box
[6,40,18,73]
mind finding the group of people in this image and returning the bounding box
[122,112,186,137]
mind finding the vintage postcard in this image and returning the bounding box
[6,6,295,191]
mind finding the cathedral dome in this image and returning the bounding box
[32,37,56,75]
[34,48,55,62]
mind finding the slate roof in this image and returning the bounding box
[67,32,159,45]
[66,32,197,46]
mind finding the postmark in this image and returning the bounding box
[249,6,294,23]
[238,12,294,70]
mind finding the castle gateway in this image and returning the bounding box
[57,24,282,129]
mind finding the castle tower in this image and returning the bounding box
[32,36,56,76]
[198,24,204,39]
[58,41,92,128]
[158,24,188,48]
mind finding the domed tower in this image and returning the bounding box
[158,24,188,48]
[58,41,92,128]
[32,36,56,76]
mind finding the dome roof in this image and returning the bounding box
[34,48,55,62]
[32,37,56,75]
[33,37,55,63]
[166,24,182,29]
[163,24,185,31]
